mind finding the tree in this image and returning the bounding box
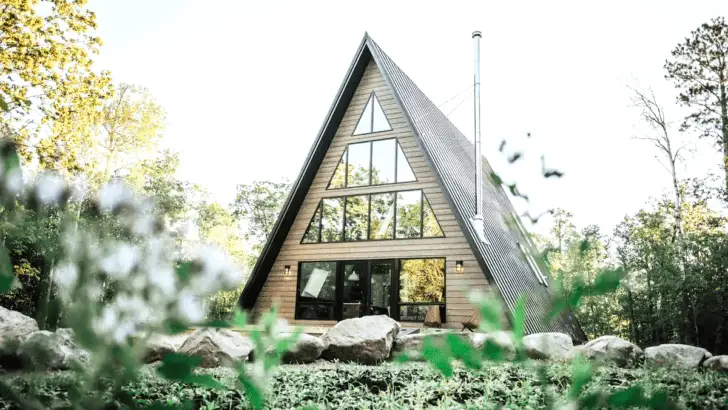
[664,17,728,190]
[96,84,165,181]
[0,0,113,174]
[232,180,290,253]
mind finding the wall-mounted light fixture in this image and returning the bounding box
[455,260,464,274]
[284,265,291,276]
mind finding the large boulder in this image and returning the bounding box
[0,306,39,368]
[470,331,517,360]
[522,332,573,360]
[144,334,185,363]
[279,333,326,364]
[645,344,712,369]
[392,332,463,361]
[17,328,89,370]
[179,328,252,368]
[702,355,728,373]
[580,335,644,368]
[321,315,400,364]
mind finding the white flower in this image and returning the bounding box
[53,263,78,289]
[177,290,205,323]
[35,173,66,205]
[97,182,133,211]
[148,266,176,298]
[99,243,140,279]
[5,168,22,195]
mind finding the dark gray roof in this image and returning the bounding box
[239,33,586,342]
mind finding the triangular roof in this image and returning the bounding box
[238,33,586,342]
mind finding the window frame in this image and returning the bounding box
[518,241,548,286]
[326,137,417,190]
[294,257,447,323]
[352,91,393,136]
[300,188,445,244]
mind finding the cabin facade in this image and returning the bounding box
[238,33,586,342]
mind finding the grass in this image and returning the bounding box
[1,361,727,409]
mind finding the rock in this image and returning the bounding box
[645,344,712,369]
[144,334,180,363]
[279,333,326,364]
[522,332,573,360]
[0,307,39,368]
[179,328,252,368]
[18,328,89,370]
[580,335,644,368]
[321,315,400,364]
[470,331,516,360]
[702,355,728,372]
[392,332,461,361]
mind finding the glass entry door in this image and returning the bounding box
[340,261,367,319]
[367,260,394,316]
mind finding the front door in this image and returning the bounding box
[340,261,367,319]
[366,260,394,317]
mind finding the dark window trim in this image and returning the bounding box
[300,188,445,244]
[327,138,417,191]
[294,257,447,323]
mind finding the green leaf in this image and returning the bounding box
[490,172,503,186]
[482,339,504,362]
[157,352,201,381]
[239,373,265,409]
[203,319,231,328]
[447,334,481,369]
[163,318,189,335]
[393,352,411,363]
[422,335,452,377]
[233,309,248,328]
[478,297,503,332]
[185,374,226,390]
[608,385,646,408]
[512,295,527,341]
[588,268,626,296]
[567,355,592,399]
[0,246,12,293]
[0,96,8,112]
[175,261,194,283]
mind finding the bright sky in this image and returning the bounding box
[89,0,726,236]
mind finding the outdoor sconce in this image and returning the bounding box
[284,265,291,276]
[455,261,464,273]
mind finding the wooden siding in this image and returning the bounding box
[253,60,493,329]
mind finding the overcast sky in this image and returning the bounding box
[88,0,726,236]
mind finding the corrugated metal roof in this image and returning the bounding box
[238,33,586,342]
[367,35,585,341]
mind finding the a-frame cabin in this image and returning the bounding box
[238,33,586,342]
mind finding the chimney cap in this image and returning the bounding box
[472,31,482,38]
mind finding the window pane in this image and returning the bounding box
[369,193,394,240]
[321,198,343,242]
[345,195,369,241]
[346,142,370,187]
[302,202,321,243]
[399,305,441,322]
[399,258,445,303]
[342,261,366,319]
[371,139,396,185]
[299,262,337,301]
[422,194,444,238]
[396,143,416,183]
[396,190,422,239]
[369,262,392,316]
[353,95,373,135]
[371,94,391,132]
[298,261,337,320]
[328,149,347,189]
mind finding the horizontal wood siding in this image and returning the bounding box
[253,61,493,329]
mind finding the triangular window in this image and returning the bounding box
[328,149,347,189]
[353,92,391,135]
[422,193,444,238]
[302,202,322,243]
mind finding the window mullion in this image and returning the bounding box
[367,194,372,240]
[419,190,424,238]
[344,147,349,187]
[393,192,398,239]
[318,201,323,243]
[394,140,399,183]
[368,141,373,186]
[341,196,347,242]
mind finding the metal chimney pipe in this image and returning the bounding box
[470,30,488,244]
[472,30,483,219]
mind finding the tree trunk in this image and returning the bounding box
[35,257,55,330]
[721,82,728,195]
